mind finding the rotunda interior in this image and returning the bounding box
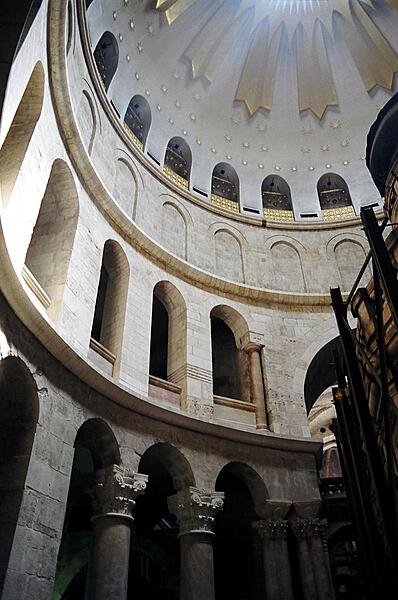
[0,0,398,599]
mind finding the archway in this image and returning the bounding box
[0,61,44,206]
[90,240,129,375]
[317,173,354,221]
[262,174,294,222]
[149,281,187,387]
[93,31,119,92]
[0,357,39,594]
[53,419,120,599]
[210,305,250,402]
[211,163,240,213]
[163,137,192,189]
[214,462,267,600]
[24,159,79,320]
[123,95,151,150]
[133,443,195,599]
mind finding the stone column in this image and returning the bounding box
[291,518,335,600]
[244,341,268,429]
[168,486,224,600]
[253,519,294,600]
[88,465,148,600]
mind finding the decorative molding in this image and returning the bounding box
[21,265,51,310]
[168,486,224,536]
[253,518,289,540]
[92,465,148,520]
[290,517,328,539]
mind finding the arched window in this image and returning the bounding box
[210,307,249,402]
[24,160,79,319]
[211,163,240,213]
[317,173,354,221]
[149,282,187,392]
[262,175,294,222]
[123,95,151,150]
[90,240,129,376]
[93,31,118,92]
[0,61,44,207]
[163,137,192,189]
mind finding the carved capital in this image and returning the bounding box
[290,517,327,539]
[253,519,289,540]
[92,465,148,520]
[168,486,224,536]
[243,341,264,355]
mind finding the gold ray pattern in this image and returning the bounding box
[235,19,284,115]
[295,20,338,119]
[154,0,398,120]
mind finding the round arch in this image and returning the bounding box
[124,94,151,149]
[74,418,121,471]
[211,162,240,209]
[138,442,195,491]
[164,136,192,187]
[93,31,119,92]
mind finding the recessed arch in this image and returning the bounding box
[214,461,265,599]
[93,31,119,92]
[210,305,250,402]
[269,240,306,292]
[262,174,294,221]
[211,162,240,213]
[90,239,130,375]
[317,172,354,220]
[149,281,187,386]
[304,335,342,413]
[163,137,192,189]
[138,442,195,491]
[123,95,151,150]
[74,418,121,471]
[216,461,269,517]
[54,418,120,598]
[24,159,79,320]
[213,228,245,283]
[0,356,39,594]
[0,61,44,207]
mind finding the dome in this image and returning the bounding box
[0,0,396,598]
[86,0,398,218]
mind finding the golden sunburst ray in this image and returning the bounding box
[154,0,398,119]
[235,18,285,115]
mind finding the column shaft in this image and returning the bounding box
[88,515,131,600]
[179,531,215,600]
[245,343,267,429]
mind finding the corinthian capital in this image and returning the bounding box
[290,517,327,539]
[253,519,289,540]
[168,486,224,535]
[93,464,148,520]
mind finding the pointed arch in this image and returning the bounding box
[163,137,192,189]
[211,162,240,213]
[0,61,44,207]
[24,159,79,319]
[123,95,151,150]
[93,31,119,92]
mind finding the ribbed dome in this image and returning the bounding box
[86,0,398,216]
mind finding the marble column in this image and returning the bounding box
[253,519,294,600]
[168,486,224,600]
[88,465,148,600]
[291,518,335,600]
[244,341,268,429]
